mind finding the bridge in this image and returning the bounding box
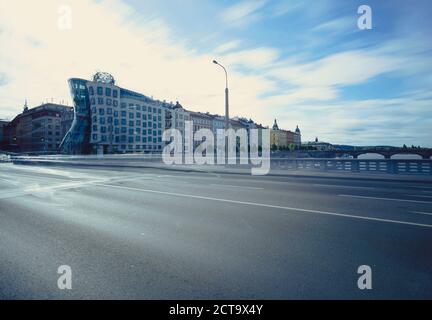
[306,149,432,159]
[334,149,432,159]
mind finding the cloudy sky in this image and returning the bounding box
[0,0,431,146]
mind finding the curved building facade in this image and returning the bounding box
[60,78,92,154]
[60,73,173,154]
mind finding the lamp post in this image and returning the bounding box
[212,60,229,131]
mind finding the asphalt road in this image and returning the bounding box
[0,163,431,299]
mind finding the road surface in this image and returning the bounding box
[0,163,431,299]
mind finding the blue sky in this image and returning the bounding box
[0,0,431,146]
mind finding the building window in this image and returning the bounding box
[129,129,134,135]
[114,119,119,126]
[129,120,134,127]
[97,87,103,95]
[143,114,147,120]
[92,125,98,131]
[121,111,126,117]
[121,127,127,133]
[107,108,112,115]
[113,90,118,98]
[129,113,134,119]
[106,99,112,106]
[114,111,118,117]
[101,135,107,142]
[91,98,96,105]
[105,88,111,96]
[101,126,106,133]
[136,120,141,126]
[89,86,94,95]
[93,134,98,140]
[99,108,105,115]
[100,117,105,125]
[113,100,118,107]
[98,98,103,105]
[121,119,126,126]
[121,102,126,109]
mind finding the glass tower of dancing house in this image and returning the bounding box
[60,72,178,154]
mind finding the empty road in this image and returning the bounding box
[0,163,431,299]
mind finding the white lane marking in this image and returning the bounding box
[313,184,375,190]
[405,194,432,199]
[409,186,432,189]
[338,194,432,204]
[410,211,432,216]
[0,173,155,200]
[95,183,432,229]
[210,184,264,190]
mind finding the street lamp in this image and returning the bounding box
[213,60,229,131]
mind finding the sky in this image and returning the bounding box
[0,0,431,146]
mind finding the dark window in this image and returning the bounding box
[97,87,103,95]
[89,86,94,95]
[105,88,111,96]
[113,100,118,107]
[106,99,112,106]
[113,90,118,98]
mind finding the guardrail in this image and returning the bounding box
[270,158,432,175]
[5,154,432,176]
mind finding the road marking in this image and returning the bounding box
[409,186,432,189]
[313,184,375,190]
[95,183,432,229]
[210,184,264,190]
[410,211,432,216]
[338,194,432,204]
[406,194,432,199]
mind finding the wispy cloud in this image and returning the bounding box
[219,0,267,28]
[214,40,242,54]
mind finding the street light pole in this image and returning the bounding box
[213,60,229,131]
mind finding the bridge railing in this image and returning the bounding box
[270,158,432,175]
